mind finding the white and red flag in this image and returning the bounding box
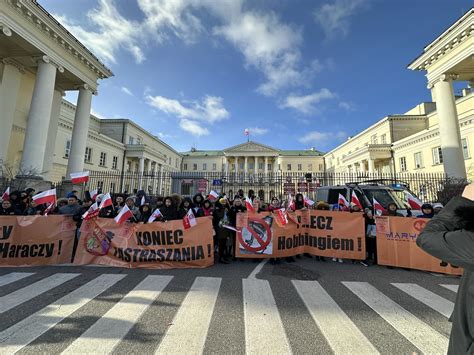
[338,193,350,208]
[287,194,295,210]
[304,196,315,207]
[244,128,250,136]
[276,208,288,225]
[373,197,387,216]
[90,189,99,201]
[99,193,113,210]
[140,195,146,206]
[33,189,56,206]
[70,171,89,184]
[183,208,197,229]
[114,205,133,224]
[245,197,255,213]
[148,208,163,223]
[406,192,423,210]
[207,190,219,201]
[351,191,363,209]
[2,187,10,201]
[82,202,99,220]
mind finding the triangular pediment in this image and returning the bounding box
[224,141,280,153]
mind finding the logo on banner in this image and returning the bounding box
[84,223,115,256]
[238,216,273,254]
[413,219,427,232]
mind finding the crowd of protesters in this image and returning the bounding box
[0,187,444,266]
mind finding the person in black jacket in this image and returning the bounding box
[228,197,246,259]
[159,196,178,221]
[193,193,204,208]
[0,200,17,215]
[139,203,152,223]
[417,184,474,355]
[178,197,194,219]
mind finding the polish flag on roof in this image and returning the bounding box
[70,171,89,184]
[114,205,133,224]
[32,189,56,206]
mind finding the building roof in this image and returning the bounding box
[181,150,224,157]
[181,149,324,156]
[279,150,325,156]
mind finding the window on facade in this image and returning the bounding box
[64,140,71,158]
[112,156,118,169]
[212,163,217,171]
[287,164,292,171]
[319,164,323,171]
[267,163,272,171]
[259,163,264,170]
[110,182,116,193]
[249,163,254,169]
[399,157,407,172]
[175,159,178,168]
[203,163,207,171]
[297,164,302,171]
[381,134,387,144]
[308,163,313,171]
[371,134,378,144]
[169,157,172,165]
[232,164,236,170]
[462,138,470,159]
[128,136,134,145]
[99,152,107,167]
[278,164,281,170]
[84,147,92,163]
[239,162,244,170]
[136,137,142,144]
[414,152,423,169]
[183,163,188,170]
[193,163,197,171]
[432,147,443,165]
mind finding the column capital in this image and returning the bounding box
[0,23,12,36]
[428,73,459,88]
[33,55,64,73]
[1,57,25,73]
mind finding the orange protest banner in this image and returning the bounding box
[0,215,75,266]
[376,216,463,275]
[74,217,214,269]
[236,210,366,259]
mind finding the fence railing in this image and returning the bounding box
[0,170,460,204]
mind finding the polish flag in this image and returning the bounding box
[304,196,315,207]
[183,208,197,229]
[351,191,363,209]
[82,202,99,220]
[245,197,255,213]
[99,193,113,210]
[114,205,133,224]
[2,187,10,201]
[373,197,387,216]
[90,189,98,201]
[244,128,250,136]
[207,190,219,201]
[287,194,295,210]
[276,208,288,225]
[223,225,239,232]
[33,189,56,206]
[140,195,146,206]
[70,171,90,184]
[148,208,163,223]
[43,201,56,216]
[406,192,423,210]
[338,193,350,208]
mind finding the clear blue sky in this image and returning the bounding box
[40,0,474,153]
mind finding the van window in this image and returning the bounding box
[361,188,404,209]
[326,188,347,205]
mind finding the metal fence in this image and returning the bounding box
[0,170,455,203]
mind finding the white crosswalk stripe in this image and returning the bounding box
[156,277,221,355]
[343,281,449,355]
[0,273,80,314]
[392,283,454,318]
[0,274,125,354]
[63,275,172,355]
[293,280,379,354]
[440,284,459,293]
[0,272,460,355]
[243,278,292,355]
[0,272,35,287]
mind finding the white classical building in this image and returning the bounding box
[0,0,112,182]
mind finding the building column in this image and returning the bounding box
[431,75,467,178]
[20,56,63,177]
[254,156,259,173]
[234,156,239,174]
[368,159,375,174]
[244,156,248,179]
[138,157,145,189]
[224,156,229,177]
[264,157,269,174]
[0,59,24,165]
[66,84,94,177]
[43,90,65,181]
[157,163,163,195]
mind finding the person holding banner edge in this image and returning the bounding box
[417,183,474,355]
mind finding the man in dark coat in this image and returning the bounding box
[417,184,474,354]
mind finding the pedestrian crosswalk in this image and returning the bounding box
[0,271,460,354]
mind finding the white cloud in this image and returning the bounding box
[121,87,133,96]
[299,130,347,145]
[280,88,336,114]
[180,118,209,136]
[248,127,269,136]
[91,109,107,120]
[339,101,356,111]
[54,0,144,64]
[314,0,369,38]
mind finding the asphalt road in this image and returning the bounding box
[0,257,461,354]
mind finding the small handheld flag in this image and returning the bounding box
[373,197,387,216]
[33,189,56,206]
[83,202,99,220]
[304,196,315,207]
[70,171,90,184]
[183,209,197,229]
[114,205,133,224]
[207,190,219,201]
[245,197,255,213]
[99,193,113,210]
[351,191,363,209]
[406,192,423,210]
[338,193,349,208]
[2,187,10,201]
[148,208,163,223]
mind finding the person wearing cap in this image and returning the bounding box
[419,203,435,218]
[433,202,444,215]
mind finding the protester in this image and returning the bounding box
[386,202,403,217]
[201,199,213,216]
[362,208,377,266]
[178,197,194,219]
[228,197,246,259]
[433,202,444,215]
[419,203,435,218]
[139,203,152,223]
[193,193,204,208]
[213,198,232,264]
[315,201,330,210]
[159,196,178,221]
[59,195,81,215]
[25,200,42,215]
[0,200,17,215]
[417,183,474,354]
[267,197,281,212]
[114,195,125,214]
[124,196,141,221]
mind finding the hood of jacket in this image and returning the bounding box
[455,205,474,231]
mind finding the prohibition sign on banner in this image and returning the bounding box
[238,217,272,253]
